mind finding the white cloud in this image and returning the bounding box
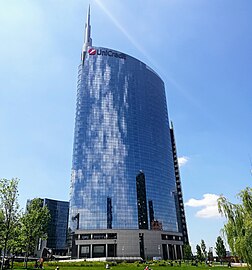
[178,156,189,167]
[185,194,221,219]
[185,193,219,207]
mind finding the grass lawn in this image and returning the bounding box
[11,261,240,270]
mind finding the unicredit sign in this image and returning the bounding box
[88,48,126,60]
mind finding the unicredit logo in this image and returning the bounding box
[88,48,96,55]
[88,48,126,60]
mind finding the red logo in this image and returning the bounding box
[88,48,96,55]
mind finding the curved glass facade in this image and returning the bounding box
[69,47,178,232]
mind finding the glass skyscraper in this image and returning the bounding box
[69,7,188,259]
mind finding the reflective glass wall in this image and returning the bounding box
[69,47,178,232]
[44,199,69,249]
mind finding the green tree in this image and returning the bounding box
[218,187,252,268]
[201,239,207,260]
[215,236,226,261]
[20,198,50,268]
[196,244,203,261]
[0,178,20,270]
[183,243,193,260]
[0,209,4,242]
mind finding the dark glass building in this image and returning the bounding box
[69,7,188,259]
[44,198,69,252]
[31,198,69,257]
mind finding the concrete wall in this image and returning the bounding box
[73,229,183,260]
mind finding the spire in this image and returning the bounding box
[83,5,92,53]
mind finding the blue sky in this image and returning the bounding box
[1,0,252,253]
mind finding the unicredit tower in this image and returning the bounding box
[69,7,188,259]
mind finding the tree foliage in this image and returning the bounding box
[200,239,207,259]
[183,243,193,260]
[196,244,204,261]
[0,209,5,252]
[0,178,52,269]
[218,187,252,268]
[215,236,226,259]
[0,178,20,270]
[20,198,50,256]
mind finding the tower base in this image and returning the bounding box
[71,229,184,260]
